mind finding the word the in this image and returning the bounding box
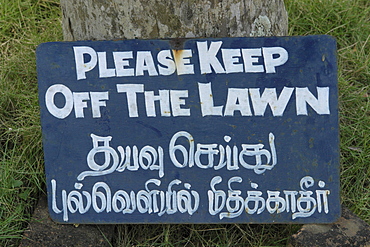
[208,176,330,220]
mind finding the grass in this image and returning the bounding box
[0,0,62,245]
[114,224,300,246]
[0,0,369,246]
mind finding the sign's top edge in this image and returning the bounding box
[36,34,336,49]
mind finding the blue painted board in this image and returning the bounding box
[37,35,340,224]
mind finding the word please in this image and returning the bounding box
[74,41,288,80]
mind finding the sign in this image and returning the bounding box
[37,35,340,224]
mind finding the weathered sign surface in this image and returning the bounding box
[37,35,340,224]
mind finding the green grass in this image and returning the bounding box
[0,0,369,246]
[0,0,62,245]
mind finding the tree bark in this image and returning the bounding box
[60,0,288,41]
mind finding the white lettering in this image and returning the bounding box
[222,49,243,73]
[172,50,194,75]
[73,92,90,118]
[51,179,199,222]
[45,84,109,119]
[116,84,144,117]
[157,50,176,75]
[262,47,289,73]
[45,84,74,119]
[197,41,226,74]
[72,44,290,79]
[249,87,294,116]
[113,51,134,77]
[77,133,164,180]
[198,82,223,116]
[74,46,97,80]
[242,48,264,73]
[144,90,171,117]
[90,92,109,118]
[224,88,252,116]
[169,131,277,173]
[136,51,158,76]
[97,52,116,78]
[208,176,331,220]
[296,87,330,115]
[170,90,190,117]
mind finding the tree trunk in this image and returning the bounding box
[60,0,288,41]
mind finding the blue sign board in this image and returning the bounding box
[37,35,340,224]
